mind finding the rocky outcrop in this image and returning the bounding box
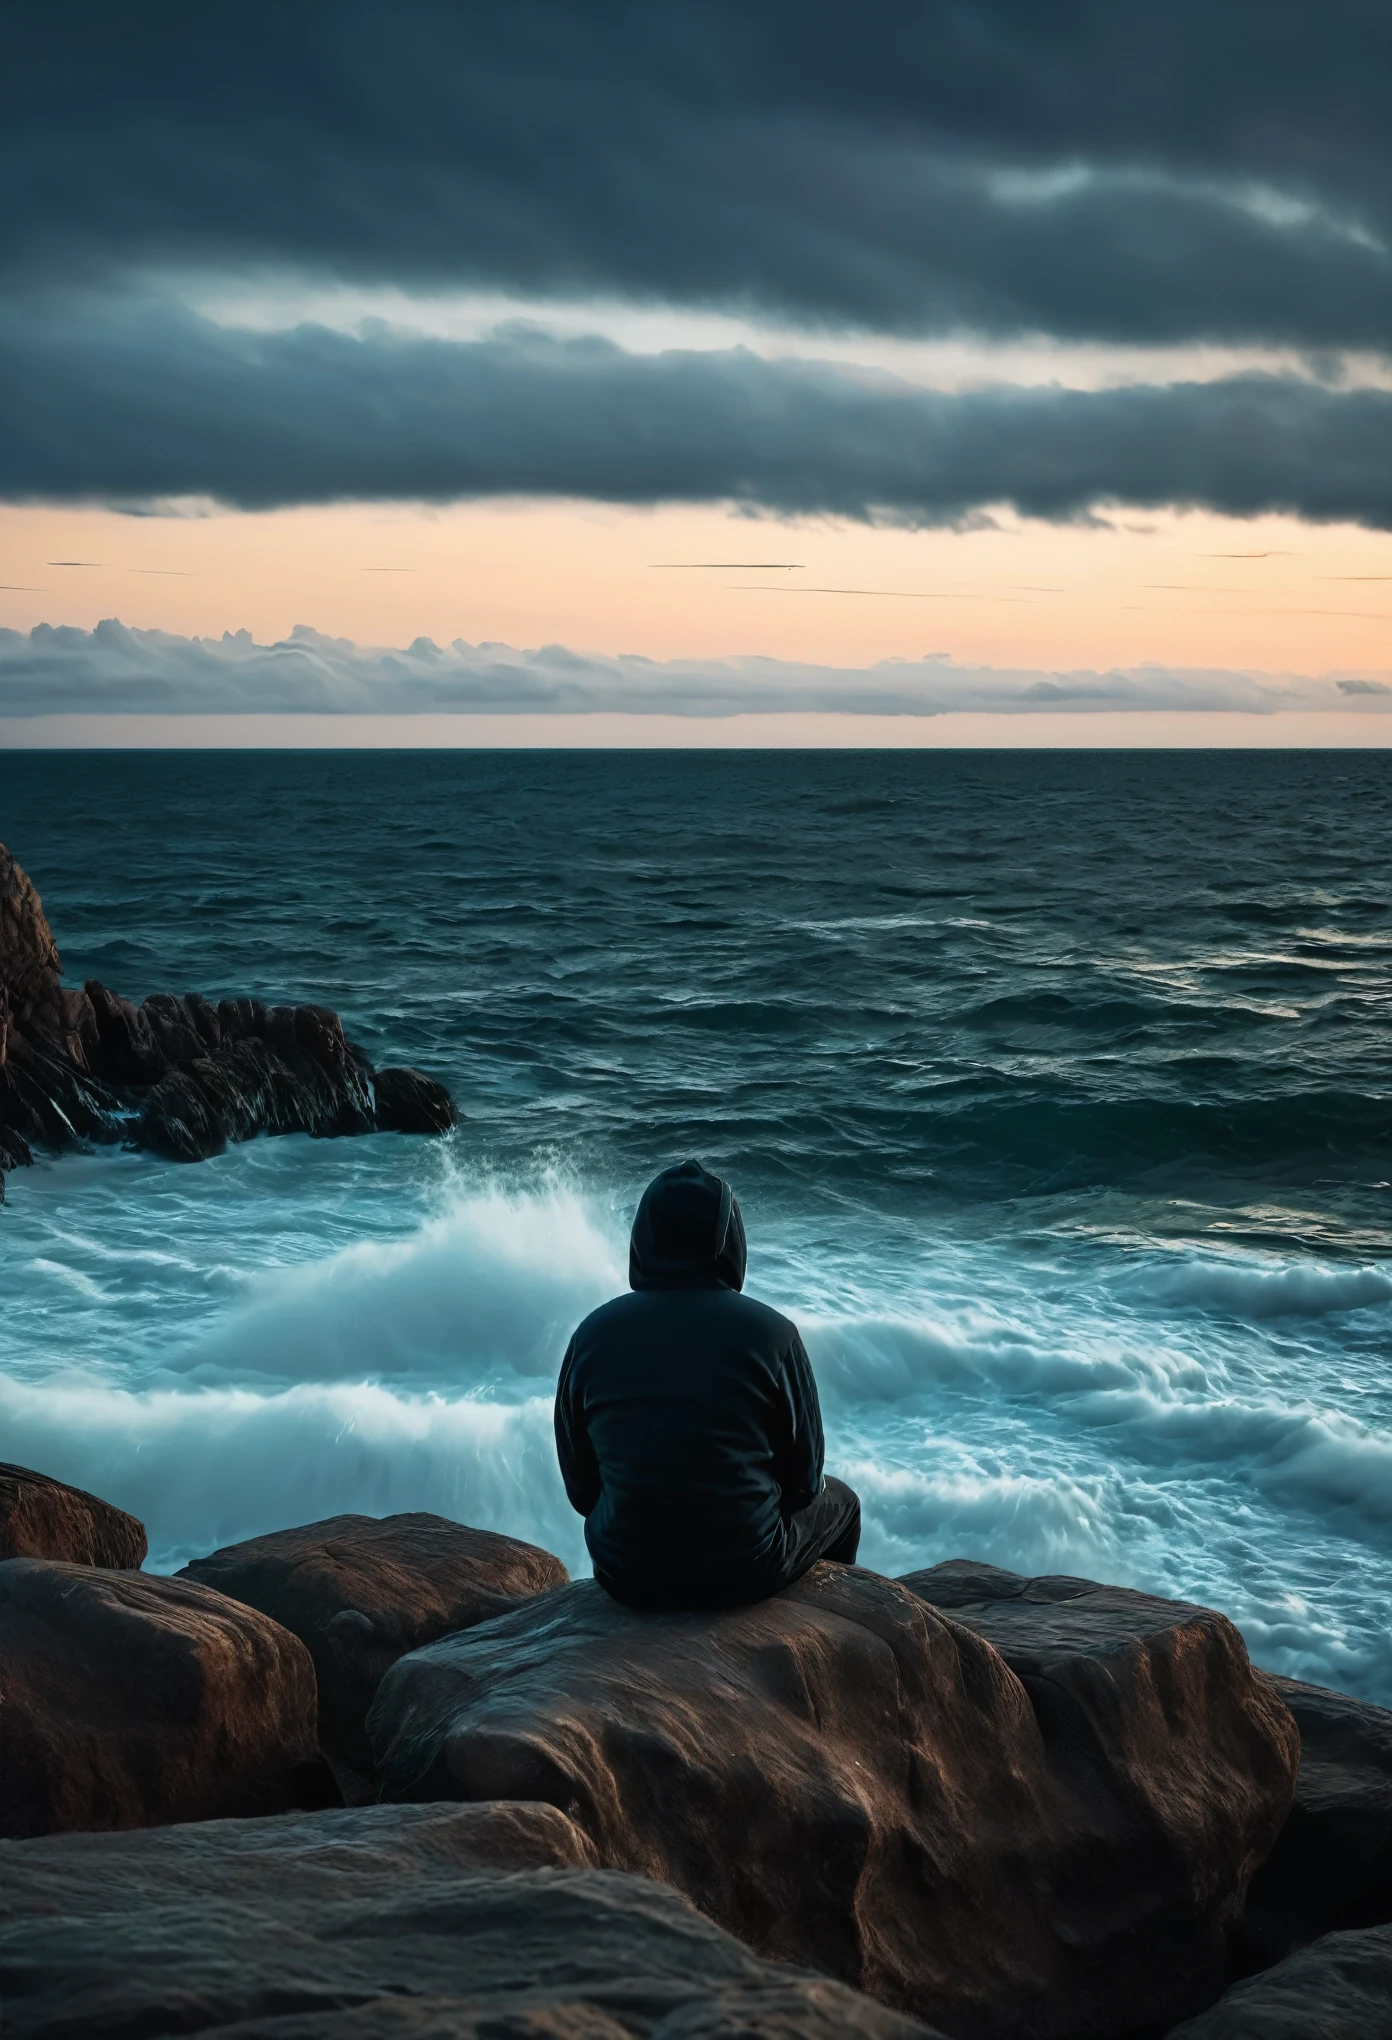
[0,841,455,1194]
[180,1512,570,1787]
[0,1801,940,2040]
[1169,1923,1392,2038]
[0,1462,147,1568]
[0,1556,337,1838]
[1240,1674,1392,1960]
[901,1561,1392,1962]
[367,1563,1298,2040]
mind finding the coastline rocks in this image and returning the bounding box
[0,1802,940,2040]
[0,1556,336,1838]
[901,1562,1392,1957]
[180,1512,570,1784]
[0,841,457,1190]
[367,1564,1298,2040]
[1168,1924,1392,2038]
[0,1462,147,1568]
[1240,1674,1392,1959]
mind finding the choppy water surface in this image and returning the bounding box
[3,749,1391,1698]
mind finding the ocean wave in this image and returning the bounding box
[0,1372,584,1576]
[1117,1254,1392,1319]
[164,1181,624,1392]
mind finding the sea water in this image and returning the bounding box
[2,748,1390,1700]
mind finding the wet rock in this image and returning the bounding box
[368,1564,1297,2040]
[181,1512,568,1782]
[1240,1674,1392,1960]
[0,1463,147,1568]
[0,1556,336,1838]
[374,1063,459,1133]
[1168,1923,1392,2038]
[0,1800,940,2040]
[84,978,167,1084]
[0,842,456,1183]
[0,843,92,1062]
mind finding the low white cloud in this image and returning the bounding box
[1,620,1382,720]
[0,617,1379,722]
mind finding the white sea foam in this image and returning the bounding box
[165,1180,625,1391]
[6,1169,1392,1699]
[0,1373,584,1575]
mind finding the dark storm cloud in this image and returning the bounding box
[4,2,1392,348]
[4,301,1392,528]
[0,621,1358,719]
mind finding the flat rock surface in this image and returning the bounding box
[0,1462,146,1568]
[0,1801,940,2039]
[1169,1923,1392,2038]
[180,1512,568,1782]
[0,1556,331,1837]
[368,1563,1297,2040]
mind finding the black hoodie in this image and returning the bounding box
[554,1160,826,1608]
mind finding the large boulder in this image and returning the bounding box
[367,1563,1297,2040]
[180,1512,569,1785]
[1240,1674,1392,1960]
[0,1801,941,2039]
[0,1463,146,1568]
[0,1556,336,1837]
[900,1562,1392,1958]
[1168,1923,1392,2038]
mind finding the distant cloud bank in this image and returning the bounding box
[1,620,1381,720]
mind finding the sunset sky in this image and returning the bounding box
[3,5,1390,743]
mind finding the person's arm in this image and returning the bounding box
[554,1335,602,1517]
[774,1327,825,1515]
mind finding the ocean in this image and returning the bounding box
[3,748,1391,1701]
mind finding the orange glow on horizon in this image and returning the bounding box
[2,498,1390,685]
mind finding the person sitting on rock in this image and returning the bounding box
[554,1159,861,1610]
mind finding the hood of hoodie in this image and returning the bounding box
[628,1160,747,1292]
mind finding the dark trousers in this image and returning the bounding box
[778,1474,861,1584]
[595,1476,861,1612]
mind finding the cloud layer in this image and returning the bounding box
[7,4,1392,349]
[0,620,1372,720]
[6,302,1392,526]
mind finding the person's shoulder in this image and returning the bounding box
[726,1288,803,1350]
[567,1289,643,1350]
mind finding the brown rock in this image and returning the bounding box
[0,844,66,1047]
[0,1462,147,1568]
[1168,1923,1392,2038]
[0,1801,939,2040]
[180,1512,568,1783]
[368,1564,1297,2040]
[0,1556,336,1838]
[1240,1674,1392,1960]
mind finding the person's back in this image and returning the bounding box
[554,1159,859,1609]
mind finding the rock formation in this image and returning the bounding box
[0,841,455,1194]
[0,1802,940,2039]
[1169,1923,1392,2037]
[179,1512,570,1789]
[5,1457,1390,2038]
[367,1563,1298,2040]
[0,1556,337,1838]
[0,1462,147,1568]
[1240,1673,1392,1961]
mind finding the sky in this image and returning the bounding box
[2,2,1391,744]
